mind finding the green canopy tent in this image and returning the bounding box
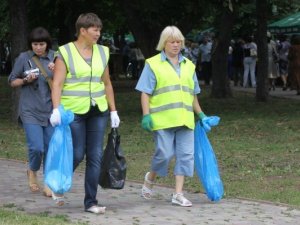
[268,12,300,35]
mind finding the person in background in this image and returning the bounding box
[50,13,120,213]
[242,35,257,88]
[181,39,192,59]
[187,42,202,79]
[267,33,279,91]
[189,42,199,66]
[287,35,300,95]
[135,25,207,207]
[128,42,145,79]
[8,27,55,198]
[232,38,244,86]
[122,40,131,74]
[227,40,234,80]
[278,34,291,90]
[198,36,212,85]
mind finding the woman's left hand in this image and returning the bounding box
[110,111,120,128]
[48,62,55,71]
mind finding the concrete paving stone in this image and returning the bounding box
[1,158,300,225]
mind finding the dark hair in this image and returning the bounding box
[244,35,253,43]
[279,34,287,42]
[27,27,52,50]
[75,13,102,37]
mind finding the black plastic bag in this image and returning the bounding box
[99,128,126,189]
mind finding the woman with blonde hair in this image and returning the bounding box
[135,26,207,207]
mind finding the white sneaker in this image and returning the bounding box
[86,205,106,214]
[171,193,192,207]
[141,172,154,199]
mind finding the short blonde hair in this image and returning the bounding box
[156,26,185,51]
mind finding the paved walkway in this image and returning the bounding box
[1,159,300,225]
[113,79,300,101]
[231,85,300,100]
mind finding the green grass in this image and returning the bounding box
[1,76,300,211]
[113,83,300,206]
[0,206,87,225]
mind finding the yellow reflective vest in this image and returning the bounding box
[59,42,109,114]
[147,54,196,130]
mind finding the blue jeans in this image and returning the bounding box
[70,106,109,209]
[23,123,54,172]
[243,57,257,87]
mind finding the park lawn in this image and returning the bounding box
[1,77,300,209]
[0,204,87,225]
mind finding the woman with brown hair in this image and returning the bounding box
[50,13,120,213]
[8,27,55,197]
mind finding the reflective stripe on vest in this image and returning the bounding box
[59,43,109,114]
[147,53,196,130]
[152,84,194,96]
[61,89,106,98]
[150,102,193,113]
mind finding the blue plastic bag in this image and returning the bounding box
[44,105,74,194]
[201,116,220,132]
[194,118,224,201]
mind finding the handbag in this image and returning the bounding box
[250,48,257,57]
[99,128,127,189]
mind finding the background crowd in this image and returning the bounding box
[179,32,300,95]
[106,30,300,96]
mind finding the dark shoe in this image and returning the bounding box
[282,86,287,91]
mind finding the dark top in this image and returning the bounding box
[8,50,55,126]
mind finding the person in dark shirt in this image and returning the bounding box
[8,27,55,198]
[232,39,245,86]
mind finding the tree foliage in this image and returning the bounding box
[0,1,9,41]
[117,0,208,57]
[1,0,300,102]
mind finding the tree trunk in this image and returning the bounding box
[211,8,234,98]
[9,0,28,121]
[255,0,269,102]
[120,0,160,58]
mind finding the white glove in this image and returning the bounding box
[50,108,61,127]
[110,111,120,128]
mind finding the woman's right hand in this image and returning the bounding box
[25,73,39,83]
[50,108,61,127]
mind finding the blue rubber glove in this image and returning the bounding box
[141,114,153,132]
